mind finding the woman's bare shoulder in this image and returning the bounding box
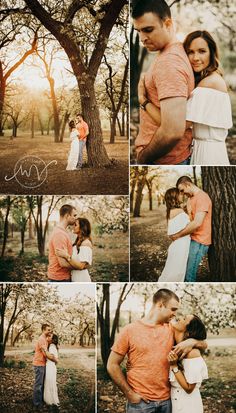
[169,208,184,219]
[198,73,227,93]
[186,348,201,359]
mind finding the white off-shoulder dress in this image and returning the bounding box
[186,87,232,165]
[158,212,190,282]
[71,244,92,282]
[66,129,80,170]
[169,357,208,413]
[43,344,59,406]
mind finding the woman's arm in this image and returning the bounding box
[168,352,196,394]
[55,248,89,270]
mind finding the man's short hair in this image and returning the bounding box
[176,176,193,188]
[76,113,83,118]
[41,323,50,331]
[153,289,179,305]
[59,204,75,217]
[132,0,171,20]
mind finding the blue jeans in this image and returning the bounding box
[126,398,172,413]
[77,140,86,168]
[33,366,45,407]
[185,240,209,282]
[177,157,190,165]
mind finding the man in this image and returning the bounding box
[32,324,57,408]
[107,289,207,413]
[132,0,194,165]
[171,176,212,282]
[75,113,89,169]
[47,204,77,282]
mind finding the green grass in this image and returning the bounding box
[3,359,26,369]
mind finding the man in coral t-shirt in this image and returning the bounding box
[107,289,207,413]
[75,113,89,169]
[171,176,212,282]
[132,0,194,165]
[32,324,57,408]
[47,204,78,282]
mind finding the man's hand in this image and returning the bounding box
[56,248,69,260]
[127,390,149,404]
[173,338,196,359]
[169,233,180,241]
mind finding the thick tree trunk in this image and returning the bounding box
[201,167,236,281]
[79,78,110,167]
[20,229,25,255]
[97,284,111,369]
[59,111,70,142]
[133,167,148,217]
[110,114,116,144]
[148,187,153,211]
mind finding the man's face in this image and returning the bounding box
[67,208,77,225]
[44,326,52,336]
[158,298,180,322]
[133,12,171,52]
[76,115,82,123]
[177,183,192,197]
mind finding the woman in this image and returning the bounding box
[184,30,232,165]
[56,217,92,282]
[66,120,80,170]
[43,333,59,407]
[158,188,190,282]
[168,315,208,413]
[138,31,232,165]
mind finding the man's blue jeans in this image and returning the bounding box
[126,398,172,413]
[185,240,209,282]
[33,366,45,407]
[77,140,86,168]
[177,157,190,165]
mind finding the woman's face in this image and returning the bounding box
[47,333,53,344]
[73,220,80,234]
[187,37,210,73]
[173,314,194,332]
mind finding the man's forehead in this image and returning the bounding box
[133,12,162,29]
[167,298,180,308]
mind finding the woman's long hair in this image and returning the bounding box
[184,315,207,341]
[73,217,92,251]
[183,30,221,86]
[51,334,59,350]
[69,120,76,131]
[165,188,181,220]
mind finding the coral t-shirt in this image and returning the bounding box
[188,190,212,245]
[77,120,89,141]
[136,42,195,164]
[47,226,72,281]
[33,334,47,367]
[111,320,174,401]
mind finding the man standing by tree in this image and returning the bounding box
[132,0,194,165]
[171,176,212,282]
[75,114,89,170]
[107,289,207,413]
[47,204,77,282]
[32,324,56,409]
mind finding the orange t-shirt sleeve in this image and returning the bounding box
[38,336,47,352]
[111,325,130,356]
[154,54,189,101]
[195,194,210,214]
[51,232,69,252]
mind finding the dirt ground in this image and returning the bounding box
[0,346,95,413]
[0,133,128,195]
[130,204,210,282]
[0,232,129,282]
[97,347,236,413]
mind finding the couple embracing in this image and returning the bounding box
[108,289,208,413]
[66,113,89,171]
[47,204,92,282]
[159,176,212,283]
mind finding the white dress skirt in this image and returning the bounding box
[71,245,92,282]
[43,344,59,406]
[169,357,208,413]
[158,212,190,282]
[186,87,232,165]
[66,130,80,170]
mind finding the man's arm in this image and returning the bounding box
[170,211,207,241]
[56,256,73,269]
[41,347,57,363]
[172,333,207,360]
[107,351,148,403]
[137,97,187,164]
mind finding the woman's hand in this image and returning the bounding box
[167,350,179,367]
[138,73,147,105]
[173,338,196,359]
[55,248,70,260]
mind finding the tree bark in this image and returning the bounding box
[1,196,11,257]
[133,167,148,217]
[59,111,70,142]
[201,167,236,281]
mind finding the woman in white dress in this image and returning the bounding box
[66,120,80,170]
[168,315,208,413]
[44,334,59,407]
[183,30,232,165]
[56,217,93,282]
[158,188,190,282]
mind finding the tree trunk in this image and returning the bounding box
[193,166,197,185]
[133,168,148,217]
[38,115,44,135]
[20,229,25,255]
[0,71,6,137]
[28,213,34,239]
[31,110,35,139]
[59,111,70,142]
[148,187,153,211]
[110,114,116,144]
[48,77,60,142]
[97,284,111,369]
[201,167,236,281]
[1,196,11,257]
